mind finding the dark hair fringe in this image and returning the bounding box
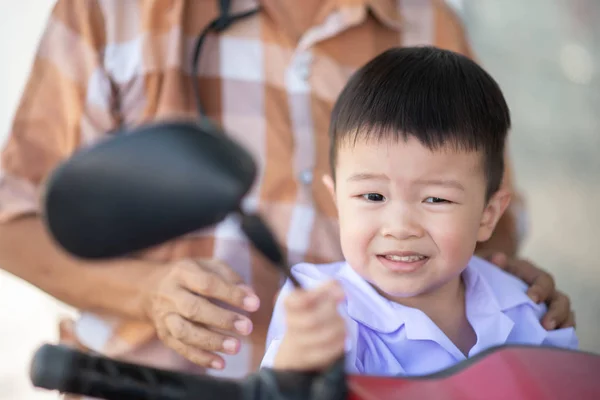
[329,46,511,199]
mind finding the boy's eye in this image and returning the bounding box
[424,197,450,204]
[362,193,385,202]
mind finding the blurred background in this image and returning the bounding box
[0,0,598,398]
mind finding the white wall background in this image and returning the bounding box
[0,2,75,399]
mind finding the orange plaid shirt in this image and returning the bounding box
[0,0,521,377]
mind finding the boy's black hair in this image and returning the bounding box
[329,46,511,200]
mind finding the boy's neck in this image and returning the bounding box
[381,275,476,356]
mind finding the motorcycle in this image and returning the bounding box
[30,120,600,399]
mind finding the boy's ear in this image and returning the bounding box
[477,189,512,242]
[322,174,336,203]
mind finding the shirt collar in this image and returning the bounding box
[468,256,536,311]
[309,0,403,29]
[364,0,404,30]
[338,262,408,333]
[464,256,549,351]
[285,0,404,52]
[339,256,537,335]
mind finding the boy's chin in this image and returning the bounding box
[370,281,426,300]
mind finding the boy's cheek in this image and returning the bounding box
[339,205,374,227]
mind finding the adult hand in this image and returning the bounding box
[485,252,575,330]
[144,258,260,370]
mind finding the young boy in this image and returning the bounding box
[260,47,578,376]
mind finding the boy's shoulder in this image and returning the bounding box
[469,256,544,315]
[469,256,579,349]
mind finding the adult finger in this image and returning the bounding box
[193,259,260,307]
[503,258,556,303]
[195,258,244,285]
[164,314,241,355]
[176,260,260,312]
[162,333,226,370]
[525,271,555,304]
[541,291,572,330]
[173,289,253,335]
[561,311,576,329]
[487,252,508,268]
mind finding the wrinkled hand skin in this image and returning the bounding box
[145,258,261,370]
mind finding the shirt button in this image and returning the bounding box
[297,64,311,81]
[299,169,313,184]
[295,52,313,81]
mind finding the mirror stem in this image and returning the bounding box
[239,212,301,288]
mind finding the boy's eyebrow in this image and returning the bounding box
[346,174,466,191]
[346,173,389,182]
[415,179,465,191]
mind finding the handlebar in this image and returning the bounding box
[29,344,346,400]
[30,343,600,400]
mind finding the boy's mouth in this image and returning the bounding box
[377,251,429,272]
[383,254,427,262]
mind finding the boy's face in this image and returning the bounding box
[325,135,510,301]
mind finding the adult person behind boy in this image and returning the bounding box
[262,47,577,374]
[0,0,574,378]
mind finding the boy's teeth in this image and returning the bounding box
[385,254,426,262]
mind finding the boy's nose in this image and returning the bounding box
[380,205,425,240]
